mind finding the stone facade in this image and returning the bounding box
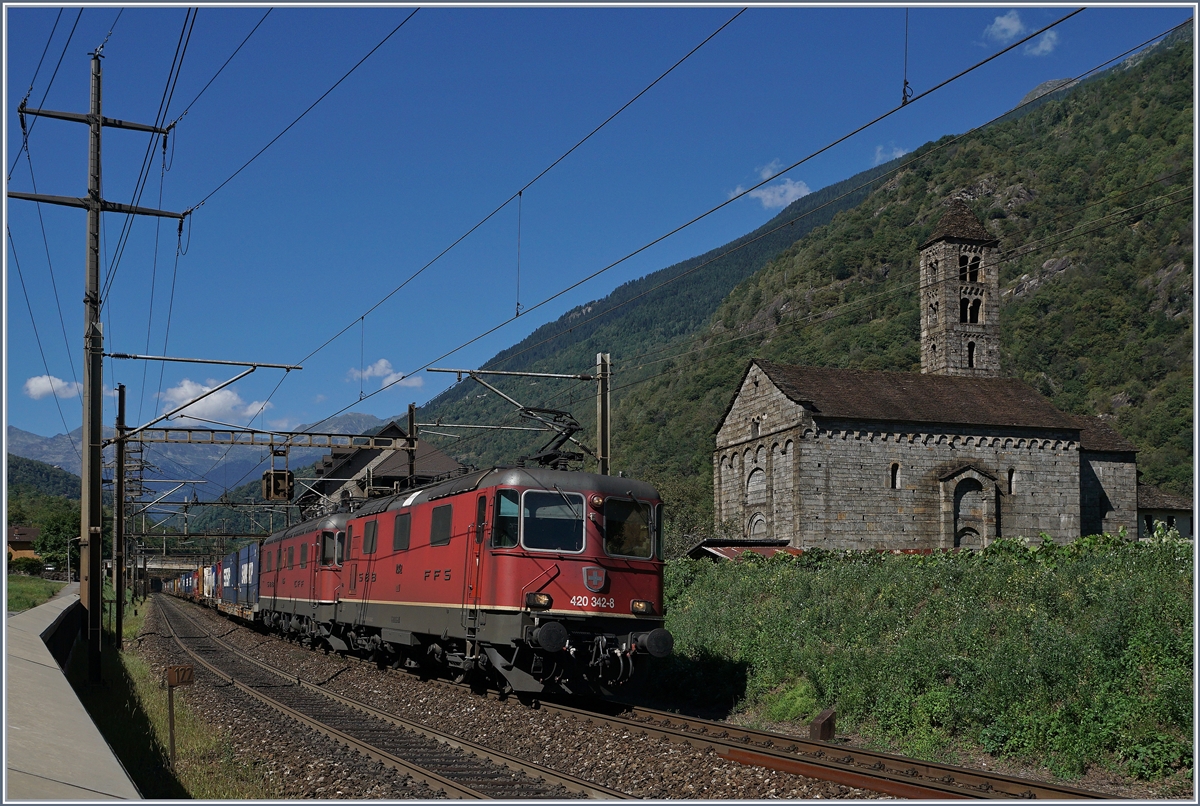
[713,363,1114,549]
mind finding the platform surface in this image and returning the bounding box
[5,586,141,800]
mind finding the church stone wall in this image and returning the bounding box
[714,378,1086,548]
[1080,452,1138,537]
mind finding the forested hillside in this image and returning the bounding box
[414,29,1192,548]
[610,29,1192,535]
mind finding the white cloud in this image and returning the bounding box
[747,178,811,210]
[268,417,297,430]
[348,358,424,389]
[758,159,784,180]
[984,10,1025,44]
[158,378,272,424]
[1024,30,1058,56]
[24,375,82,400]
[874,144,909,166]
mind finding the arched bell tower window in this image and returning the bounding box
[960,298,970,322]
[967,341,976,368]
[969,255,981,282]
[969,298,981,324]
[890,463,900,489]
[929,302,938,325]
[959,254,969,281]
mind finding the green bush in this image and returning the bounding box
[662,535,1193,780]
[9,557,45,576]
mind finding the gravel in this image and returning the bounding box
[161,597,882,799]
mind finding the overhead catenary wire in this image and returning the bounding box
[475,18,1193,374]
[305,7,1088,431]
[171,8,272,125]
[7,227,83,462]
[9,8,83,181]
[292,8,748,372]
[20,144,79,388]
[101,7,198,305]
[184,8,420,215]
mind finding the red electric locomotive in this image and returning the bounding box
[256,466,673,694]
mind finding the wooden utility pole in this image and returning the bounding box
[8,52,185,681]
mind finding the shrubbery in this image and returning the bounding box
[9,556,45,576]
[657,533,1193,780]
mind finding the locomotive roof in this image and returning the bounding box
[262,511,350,546]
[262,468,659,543]
[352,466,660,518]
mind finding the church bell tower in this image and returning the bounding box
[919,199,1000,377]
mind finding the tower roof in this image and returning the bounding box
[919,199,999,249]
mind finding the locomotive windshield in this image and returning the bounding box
[521,490,585,552]
[604,498,654,559]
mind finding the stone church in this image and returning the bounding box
[713,200,1141,550]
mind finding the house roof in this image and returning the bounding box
[685,538,803,562]
[919,199,999,249]
[1138,484,1193,511]
[747,359,1083,432]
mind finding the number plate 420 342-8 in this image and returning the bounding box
[570,594,615,609]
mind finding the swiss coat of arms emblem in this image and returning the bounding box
[583,566,606,593]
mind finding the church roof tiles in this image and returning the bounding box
[751,359,1090,434]
[919,199,998,248]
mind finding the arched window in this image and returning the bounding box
[890,463,900,489]
[969,298,981,324]
[967,341,976,368]
[750,420,760,439]
[960,298,970,322]
[929,302,938,325]
[968,255,981,283]
[1008,468,1016,494]
[959,254,969,281]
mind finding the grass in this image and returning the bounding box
[66,596,281,799]
[653,533,1194,782]
[7,574,64,612]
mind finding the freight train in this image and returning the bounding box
[165,466,673,695]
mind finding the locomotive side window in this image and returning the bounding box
[287,546,294,569]
[300,543,308,569]
[347,524,355,558]
[493,490,519,548]
[336,531,345,565]
[522,490,585,552]
[603,498,653,559]
[363,520,378,554]
[322,531,336,565]
[430,504,453,547]
[393,513,411,551]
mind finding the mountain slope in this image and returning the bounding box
[610,29,1192,528]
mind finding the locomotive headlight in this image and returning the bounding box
[630,599,655,615]
[589,494,604,509]
[525,592,553,610]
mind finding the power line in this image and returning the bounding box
[7,227,82,462]
[171,8,272,124]
[101,8,197,304]
[9,8,83,181]
[474,18,1194,374]
[19,144,79,388]
[292,8,748,371]
[306,7,1088,430]
[185,8,420,213]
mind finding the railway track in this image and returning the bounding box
[156,596,629,800]
[532,698,1114,800]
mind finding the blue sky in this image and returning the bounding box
[5,4,1193,443]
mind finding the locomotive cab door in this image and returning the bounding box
[461,495,488,647]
